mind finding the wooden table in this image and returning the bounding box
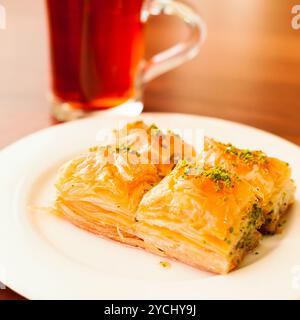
[0,0,299,299]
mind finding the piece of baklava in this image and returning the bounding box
[54,121,193,247]
[112,121,195,177]
[55,147,160,247]
[136,162,264,274]
[203,138,296,234]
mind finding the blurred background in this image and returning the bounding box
[0,0,300,299]
[0,0,300,150]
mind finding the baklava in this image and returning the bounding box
[54,121,194,247]
[203,138,295,233]
[136,162,264,274]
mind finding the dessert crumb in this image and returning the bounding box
[160,261,171,268]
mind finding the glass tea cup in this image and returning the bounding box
[46,0,206,121]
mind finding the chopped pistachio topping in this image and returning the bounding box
[184,166,192,175]
[201,167,234,190]
[224,144,268,164]
[148,123,159,131]
[115,144,140,157]
[178,162,237,192]
[278,220,287,228]
[89,146,99,152]
[249,203,263,226]
[147,123,162,136]
[224,145,239,156]
[115,144,131,153]
[167,129,180,137]
[89,145,110,153]
[235,232,254,250]
[177,159,188,168]
[89,144,140,157]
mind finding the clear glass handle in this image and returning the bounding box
[141,0,206,83]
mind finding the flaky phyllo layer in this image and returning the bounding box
[54,121,295,274]
[136,163,264,274]
[203,138,296,234]
[55,121,195,247]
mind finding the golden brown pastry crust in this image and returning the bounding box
[203,137,295,233]
[54,121,194,248]
[53,123,295,274]
[135,163,264,274]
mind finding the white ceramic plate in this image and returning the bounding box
[0,112,299,300]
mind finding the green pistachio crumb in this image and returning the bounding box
[201,167,234,191]
[224,144,268,164]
